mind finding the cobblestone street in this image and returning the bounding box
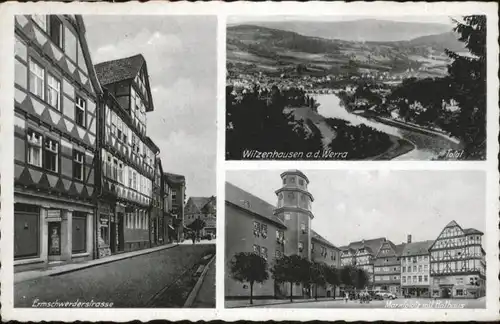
[15,244,215,308]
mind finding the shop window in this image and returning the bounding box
[73,150,84,181]
[44,138,59,172]
[48,221,61,255]
[100,224,109,245]
[300,222,306,234]
[14,204,40,259]
[72,213,87,253]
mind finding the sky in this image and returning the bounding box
[83,15,217,198]
[226,170,486,247]
[227,15,456,25]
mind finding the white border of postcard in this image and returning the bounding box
[1,1,499,322]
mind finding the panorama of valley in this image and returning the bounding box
[225,17,486,161]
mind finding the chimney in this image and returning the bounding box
[407,235,412,244]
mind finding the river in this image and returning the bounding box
[313,94,463,160]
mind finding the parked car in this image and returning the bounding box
[376,291,397,300]
[202,234,213,241]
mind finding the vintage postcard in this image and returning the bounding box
[1,1,499,323]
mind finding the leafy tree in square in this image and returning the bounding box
[229,252,269,305]
[271,254,306,302]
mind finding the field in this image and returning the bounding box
[227,24,457,77]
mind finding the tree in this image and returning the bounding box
[353,268,370,290]
[310,262,328,300]
[229,252,269,304]
[297,258,313,298]
[340,265,355,290]
[187,218,206,240]
[445,15,486,158]
[271,254,305,302]
[325,265,340,298]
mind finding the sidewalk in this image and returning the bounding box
[226,296,343,308]
[15,243,178,284]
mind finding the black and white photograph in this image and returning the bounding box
[225,169,486,308]
[226,16,487,160]
[11,14,216,308]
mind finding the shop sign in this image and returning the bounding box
[47,209,61,220]
[100,216,109,226]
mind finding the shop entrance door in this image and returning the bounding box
[48,221,62,261]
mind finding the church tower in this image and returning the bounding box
[274,170,314,260]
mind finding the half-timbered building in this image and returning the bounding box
[14,15,101,270]
[94,54,159,257]
[373,240,405,295]
[429,220,486,298]
[339,238,386,287]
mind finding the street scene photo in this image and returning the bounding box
[226,16,486,160]
[13,15,216,308]
[225,169,486,308]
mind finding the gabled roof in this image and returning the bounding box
[394,243,406,256]
[463,228,484,235]
[445,220,460,228]
[164,172,186,185]
[145,136,160,153]
[347,237,387,256]
[186,197,213,213]
[375,240,398,258]
[225,182,286,229]
[95,54,145,86]
[401,240,434,257]
[311,230,339,250]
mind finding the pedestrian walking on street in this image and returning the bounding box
[344,292,349,303]
[191,233,196,245]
